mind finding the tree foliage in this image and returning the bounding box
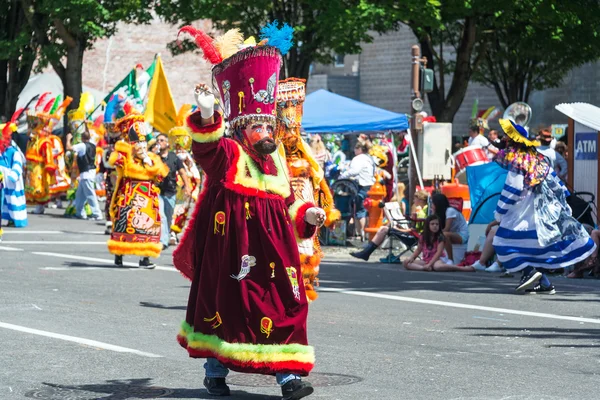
[472,0,600,108]
[157,0,441,79]
[0,1,38,119]
[19,0,153,112]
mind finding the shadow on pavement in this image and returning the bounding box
[27,379,281,399]
[139,301,186,311]
[64,261,126,269]
[456,326,600,348]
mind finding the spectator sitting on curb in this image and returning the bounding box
[403,215,475,272]
[469,220,503,272]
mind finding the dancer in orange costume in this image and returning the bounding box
[276,78,340,301]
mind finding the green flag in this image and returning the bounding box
[145,57,157,79]
[103,69,141,106]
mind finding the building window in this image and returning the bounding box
[334,54,345,67]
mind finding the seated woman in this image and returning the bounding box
[403,215,474,272]
[350,190,429,261]
[430,193,469,261]
[469,220,503,272]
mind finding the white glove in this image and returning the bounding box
[142,156,153,166]
[304,207,326,227]
[194,84,215,119]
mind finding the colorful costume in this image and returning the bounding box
[0,112,28,227]
[101,95,126,234]
[24,93,72,206]
[168,105,202,237]
[493,119,595,292]
[174,25,317,377]
[106,105,169,258]
[276,78,340,301]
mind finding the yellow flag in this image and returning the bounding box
[144,55,177,133]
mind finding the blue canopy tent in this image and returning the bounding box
[466,162,508,224]
[303,89,409,133]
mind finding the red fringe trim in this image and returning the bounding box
[178,336,313,376]
[172,184,209,281]
[294,202,316,239]
[187,112,222,133]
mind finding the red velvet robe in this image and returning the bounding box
[174,112,316,376]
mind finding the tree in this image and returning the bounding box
[157,0,440,80]
[472,0,600,108]
[0,1,38,119]
[20,0,153,110]
[402,1,510,122]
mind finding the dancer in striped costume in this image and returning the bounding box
[492,119,595,294]
[0,112,28,228]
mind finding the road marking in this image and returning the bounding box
[472,316,511,322]
[33,252,177,272]
[319,287,600,325]
[0,321,162,358]
[3,241,107,245]
[0,246,24,251]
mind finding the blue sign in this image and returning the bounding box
[575,132,597,160]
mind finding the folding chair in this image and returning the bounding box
[379,202,420,263]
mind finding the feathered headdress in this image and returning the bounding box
[259,20,294,55]
[68,92,95,122]
[177,26,223,64]
[168,104,193,151]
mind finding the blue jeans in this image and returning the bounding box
[159,194,176,246]
[204,358,300,385]
[75,178,102,218]
[355,185,371,219]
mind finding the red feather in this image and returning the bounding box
[43,97,55,113]
[10,108,25,124]
[178,26,223,65]
[34,92,52,111]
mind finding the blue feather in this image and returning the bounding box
[259,20,294,56]
[103,94,124,123]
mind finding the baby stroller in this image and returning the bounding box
[567,191,597,232]
[330,179,360,242]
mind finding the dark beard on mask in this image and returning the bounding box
[253,138,277,154]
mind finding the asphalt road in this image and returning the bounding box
[1,210,599,400]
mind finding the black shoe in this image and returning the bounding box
[203,377,230,396]
[114,255,123,266]
[350,249,371,261]
[515,270,542,291]
[139,257,156,269]
[162,244,169,250]
[349,241,377,261]
[526,284,556,295]
[281,379,314,400]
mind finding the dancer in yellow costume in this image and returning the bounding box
[25,93,72,214]
[276,78,340,301]
[107,103,169,268]
[167,105,202,242]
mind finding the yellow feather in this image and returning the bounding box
[214,29,245,60]
[481,106,496,120]
[176,104,192,126]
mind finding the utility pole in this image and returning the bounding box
[408,45,425,207]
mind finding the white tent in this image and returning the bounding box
[17,73,106,111]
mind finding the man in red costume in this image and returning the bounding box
[173,24,324,399]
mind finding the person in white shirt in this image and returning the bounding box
[467,123,494,160]
[537,128,568,181]
[340,141,376,240]
[430,193,469,262]
[65,131,103,220]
